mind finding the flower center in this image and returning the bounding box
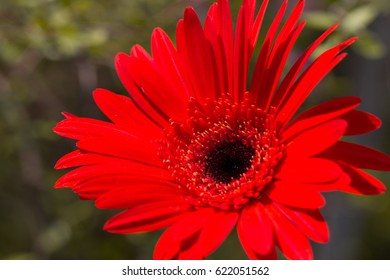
[159,94,284,210]
[205,141,255,184]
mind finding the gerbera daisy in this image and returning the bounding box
[54,0,390,259]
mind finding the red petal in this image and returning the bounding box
[204,8,229,96]
[55,150,113,169]
[271,170,350,193]
[76,178,175,200]
[233,0,269,102]
[285,119,347,158]
[179,8,219,103]
[115,53,169,128]
[256,0,305,110]
[217,0,234,61]
[177,210,238,260]
[261,22,306,110]
[206,0,234,96]
[120,55,188,122]
[95,182,183,209]
[275,158,342,183]
[264,201,313,260]
[276,204,329,243]
[154,208,238,260]
[271,23,340,108]
[153,210,207,260]
[238,202,274,257]
[223,0,270,101]
[239,233,277,260]
[340,110,382,135]
[275,38,356,127]
[250,0,287,102]
[54,117,161,165]
[92,88,162,139]
[61,112,77,119]
[281,96,361,140]
[55,161,168,187]
[338,163,386,195]
[151,28,193,99]
[79,182,175,201]
[54,162,172,199]
[232,2,250,101]
[103,201,190,234]
[130,44,152,60]
[250,0,269,53]
[320,141,390,171]
[265,181,326,209]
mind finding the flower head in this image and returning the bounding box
[54,0,390,259]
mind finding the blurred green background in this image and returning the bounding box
[0,0,389,260]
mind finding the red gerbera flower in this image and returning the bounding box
[53,0,390,259]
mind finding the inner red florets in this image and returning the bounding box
[159,94,284,210]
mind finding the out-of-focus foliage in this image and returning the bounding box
[0,0,389,260]
[304,0,390,58]
[0,0,189,260]
[0,0,189,62]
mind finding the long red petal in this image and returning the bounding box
[238,202,274,257]
[179,8,219,103]
[340,110,382,135]
[130,44,152,60]
[276,204,329,243]
[54,162,172,200]
[338,163,386,195]
[233,0,269,102]
[154,208,238,260]
[275,38,356,127]
[284,119,347,158]
[269,175,351,193]
[76,177,175,200]
[271,23,339,108]
[177,210,238,259]
[95,182,183,209]
[281,96,361,140]
[55,162,169,187]
[153,209,208,260]
[261,22,306,110]
[92,88,162,139]
[266,181,326,209]
[55,150,115,169]
[151,28,193,99]
[115,53,169,128]
[257,0,305,110]
[232,1,251,102]
[264,201,313,259]
[250,0,287,101]
[250,0,269,53]
[54,117,161,165]
[320,141,390,171]
[103,201,190,234]
[204,4,229,96]
[239,235,277,260]
[121,55,188,122]
[217,0,234,96]
[275,158,342,183]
